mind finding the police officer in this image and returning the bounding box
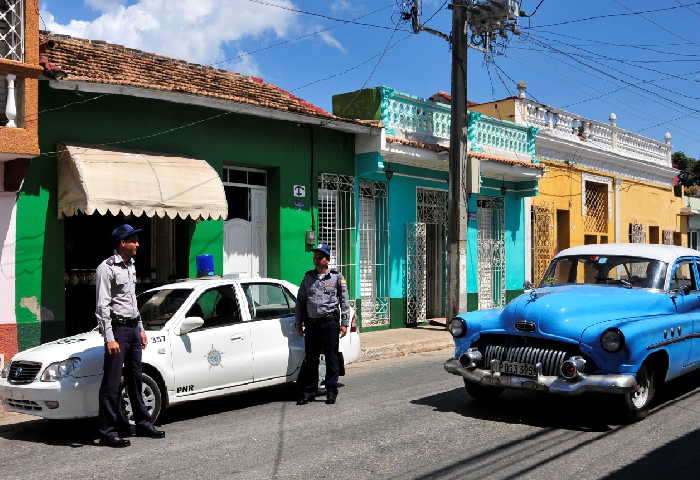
[295,243,351,405]
[95,224,165,447]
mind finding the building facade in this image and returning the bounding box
[333,86,543,330]
[0,0,41,365]
[7,33,377,357]
[472,85,682,283]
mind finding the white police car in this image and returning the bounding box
[0,277,360,421]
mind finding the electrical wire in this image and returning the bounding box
[246,0,411,32]
[523,2,700,29]
[612,0,700,48]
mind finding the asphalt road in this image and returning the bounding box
[3,349,700,480]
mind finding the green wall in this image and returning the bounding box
[15,82,355,347]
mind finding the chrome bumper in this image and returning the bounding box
[444,358,637,395]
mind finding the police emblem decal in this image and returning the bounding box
[206,345,223,367]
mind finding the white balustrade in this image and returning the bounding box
[4,73,17,127]
[521,99,670,167]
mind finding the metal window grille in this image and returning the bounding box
[663,230,673,245]
[531,203,554,284]
[359,180,389,328]
[584,181,608,234]
[477,198,506,309]
[629,222,646,243]
[318,173,356,296]
[0,1,24,61]
[406,188,448,325]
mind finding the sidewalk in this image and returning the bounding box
[358,325,453,362]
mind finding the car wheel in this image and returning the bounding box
[619,363,656,422]
[120,372,162,425]
[464,379,504,401]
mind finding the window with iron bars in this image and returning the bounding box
[584,181,608,234]
[0,0,24,61]
[629,222,646,243]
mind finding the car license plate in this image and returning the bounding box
[497,361,537,378]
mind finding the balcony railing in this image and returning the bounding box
[1,73,18,127]
[0,0,24,62]
[380,87,538,162]
[522,99,672,167]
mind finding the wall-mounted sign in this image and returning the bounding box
[293,185,306,198]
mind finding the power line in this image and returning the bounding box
[246,0,411,32]
[612,0,700,48]
[674,0,700,18]
[523,1,700,29]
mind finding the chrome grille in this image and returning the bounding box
[8,360,42,385]
[482,344,570,377]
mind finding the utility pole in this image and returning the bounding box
[446,0,471,319]
[408,0,523,319]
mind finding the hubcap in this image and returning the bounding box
[631,371,650,409]
[121,383,156,424]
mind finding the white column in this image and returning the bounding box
[5,74,18,128]
[0,193,17,327]
[614,178,622,242]
[524,196,532,283]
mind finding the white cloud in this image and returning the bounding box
[225,52,262,77]
[331,0,353,12]
[84,0,126,12]
[42,0,297,67]
[317,30,346,53]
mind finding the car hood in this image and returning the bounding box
[11,330,105,377]
[498,285,674,342]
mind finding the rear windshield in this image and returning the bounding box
[138,289,193,330]
[541,255,668,290]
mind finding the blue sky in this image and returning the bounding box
[41,1,700,156]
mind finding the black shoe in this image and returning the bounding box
[100,436,131,448]
[134,426,165,439]
[296,398,309,405]
[325,396,337,405]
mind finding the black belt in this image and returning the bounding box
[111,313,139,326]
[308,313,337,321]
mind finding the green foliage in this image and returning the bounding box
[673,151,698,187]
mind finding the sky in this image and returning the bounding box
[39,0,700,156]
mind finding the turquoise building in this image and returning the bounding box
[332,87,543,330]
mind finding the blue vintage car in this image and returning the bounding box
[444,243,700,421]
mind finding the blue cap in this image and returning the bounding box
[311,243,332,258]
[112,224,143,242]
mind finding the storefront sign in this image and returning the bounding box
[293,185,306,198]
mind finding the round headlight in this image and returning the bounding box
[601,328,624,353]
[448,317,466,338]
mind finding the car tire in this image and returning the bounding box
[619,363,656,422]
[464,380,504,401]
[120,372,163,425]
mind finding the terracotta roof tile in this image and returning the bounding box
[385,137,543,169]
[40,32,367,124]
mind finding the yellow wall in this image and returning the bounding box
[470,99,517,122]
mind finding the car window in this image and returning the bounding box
[138,289,193,330]
[670,261,698,292]
[242,283,294,320]
[542,255,667,289]
[186,286,241,329]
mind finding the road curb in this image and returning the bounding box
[359,340,453,363]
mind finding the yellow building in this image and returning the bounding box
[472,84,685,283]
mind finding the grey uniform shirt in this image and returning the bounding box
[95,253,143,343]
[295,269,351,328]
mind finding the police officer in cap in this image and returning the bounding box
[295,243,351,405]
[95,224,165,447]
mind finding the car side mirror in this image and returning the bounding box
[680,284,692,296]
[523,280,534,291]
[178,316,204,335]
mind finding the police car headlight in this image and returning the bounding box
[448,317,466,338]
[41,358,81,382]
[600,328,625,353]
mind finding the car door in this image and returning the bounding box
[170,285,253,396]
[241,282,303,382]
[668,259,700,369]
[686,258,700,367]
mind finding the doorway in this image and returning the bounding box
[556,209,570,255]
[223,167,267,278]
[477,198,505,310]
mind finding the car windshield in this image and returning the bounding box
[138,288,193,330]
[541,255,668,290]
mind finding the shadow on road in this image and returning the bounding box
[0,418,98,448]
